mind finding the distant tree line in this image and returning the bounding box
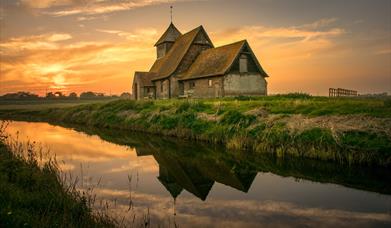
[0,92,39,100]
[0,91,132,100]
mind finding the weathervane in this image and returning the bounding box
[170,5,173,23]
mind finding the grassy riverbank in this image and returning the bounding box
[1,95,390,166]
[0,125,115,227]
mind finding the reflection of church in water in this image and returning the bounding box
[135,144,257,201]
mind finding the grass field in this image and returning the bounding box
[144,95,391,117]
[0,95,390,166]
[0,98,116,111]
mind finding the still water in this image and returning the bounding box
[5,121,391,227]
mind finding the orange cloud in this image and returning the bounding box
[211,18,344,45]
[96,28,158,41]
[5,121,139,162]
[211,19,345,68]
[20,0,74,9]
[0,33,72,54]
[39,0,197,17]
[298,17,339,30]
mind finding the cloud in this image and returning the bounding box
[106,159,158,173]
[211,18,344,46]
[0,33,72,53]
[20,0,74,9]
[375,48,391,55]
[77,16,98,21]
[38,0,196,17]
[5,121,139,162]
[47,33,72,42]
[92,188,391,227]
[210,18,345,62]
[299,17,339,30]
[96,28,158,41]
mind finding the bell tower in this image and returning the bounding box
[155,23,181,59]
[154,6,181,59]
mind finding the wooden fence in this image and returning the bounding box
[329,88,358,97]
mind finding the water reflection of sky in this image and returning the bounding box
[5,121,391,227]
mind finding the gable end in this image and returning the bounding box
[225,41,268,77]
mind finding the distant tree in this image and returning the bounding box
[120,92,131,99]
[46,92,56,99]
[80,91,97,99]
[68,92,78,99]
[54,92,64,98]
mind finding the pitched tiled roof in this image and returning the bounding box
[154,23,181,46]
[134,71,156,86]
[178,40,268,81]
[150,26,205,81]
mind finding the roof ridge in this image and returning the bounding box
[213,40,246,49]
[181,25,203,36]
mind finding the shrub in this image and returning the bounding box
[234,96,252,101]
[99,100,154,112]
[175,100,210,113]
[384,99,391,107]
[261,122,291,146]
[248,123,267,138]
[176,101,191,113]
[296,128,335,146]
[219,110,256,128]
[275,93,312,99]
[340,131,391,154]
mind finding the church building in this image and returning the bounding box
[132,23,268,100]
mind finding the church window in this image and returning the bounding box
[189,81,195,89]
[239,54,248,73]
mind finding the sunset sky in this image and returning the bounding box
[0,0,390,96]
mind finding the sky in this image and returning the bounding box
[0,0,390,96]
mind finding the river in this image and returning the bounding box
[4,121,391,227]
